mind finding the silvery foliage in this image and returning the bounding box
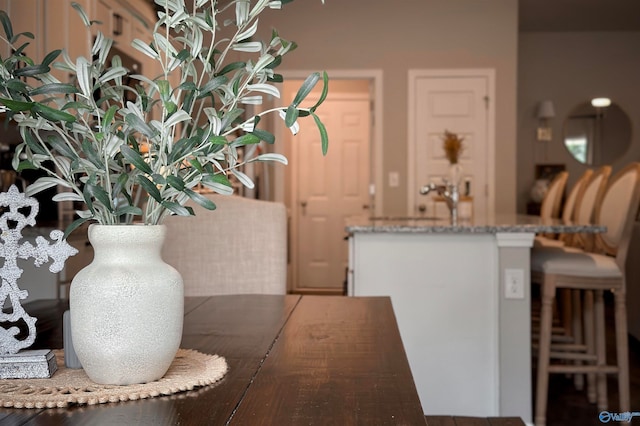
[0,0,328,236]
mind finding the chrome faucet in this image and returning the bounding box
[419,180,460,224]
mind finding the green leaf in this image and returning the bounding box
[0,98,33,112]
[13,64,50,77]
[189,158,204,173]
[102,105,118,128]
[217,61,245,76]
[166,175,186,191]
[249,153,288,165]
[265,55,282,69]
[82,140,104,168]
[164,109,190,128]
[220,108,245,131]
[24,132,47,155]
[85,183,113,212]
[125,113,156,138]
[29,83,78,96]
[6,79,28,94]
[252,128,275,144]
[62,101,92,111]
[231,134,260,146]
[292,72,320,107]
[161,200,191,216]
[47,134,78,159]
[209,135,228,145]
[41,49,62,67]
[175,49,190,62]
[284,105,298,128]
[181,90,195,112]
[64,217,90,239]
[33,104,76,122]
[312,112,329,155]
[157,79,171,101]
[310,71,329,112]
[0,11,14,41]
[114,205,143,218]
[178,81,198,91]
[151,173,166,185]
[71,2,92,27]
[169,137,199,162]
[131,38,159,59]
[120,145,153,175]
[25,177,65,195]
[197,75,228,99]
[16,160,38,171]
[267,74,283,83]
[184,188,216,210]
[52,191,84,202]
[201,174,233,195]
[137,175,162,202]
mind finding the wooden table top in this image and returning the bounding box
[0,294,426,425]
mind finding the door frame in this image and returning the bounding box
[407,68,496,219]
[275,69,383,216]
[275,69,383,293]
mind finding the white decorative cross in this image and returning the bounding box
[0,185,78,355]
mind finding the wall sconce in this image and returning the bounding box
[536,100,555,141]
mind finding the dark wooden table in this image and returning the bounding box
[0,294,426,425]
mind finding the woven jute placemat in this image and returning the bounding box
[0,349,228,409]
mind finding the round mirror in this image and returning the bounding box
[562,101,632,165]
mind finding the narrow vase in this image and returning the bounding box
[70,224,183,385]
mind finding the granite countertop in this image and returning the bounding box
[345,214,607,234]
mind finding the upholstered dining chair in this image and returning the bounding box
[531,162,640,426]
[569,165,612,252]
[162,194,287,296]
[533,166,610,396]
[534,171,568,244]
[535,169,593,248]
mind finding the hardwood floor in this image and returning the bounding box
[533,291,640,426]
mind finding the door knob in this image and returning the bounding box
[418,204,427,213]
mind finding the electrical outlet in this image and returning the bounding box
[504,268,525,299]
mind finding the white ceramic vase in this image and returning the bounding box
[70,224,184,385]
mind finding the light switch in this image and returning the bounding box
[388,172,399,187]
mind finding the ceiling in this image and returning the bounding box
[519,0,640,32]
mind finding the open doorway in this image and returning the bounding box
[274,71,382,294]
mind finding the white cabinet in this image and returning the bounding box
[347,230,535,423]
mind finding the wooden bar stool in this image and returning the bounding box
[532,166,610,396]
[530,163,640,426]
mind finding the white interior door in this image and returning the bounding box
[408,69,495,223]
[293,93,371,293]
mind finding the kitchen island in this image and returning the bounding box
[346,215,605,424]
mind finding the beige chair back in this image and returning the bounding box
[162,194,287,296]
[540,171,568,220]
[561,169,593,223]
[574,165,611,225]
[594,163,640,265]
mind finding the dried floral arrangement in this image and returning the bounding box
[442,130,464,164]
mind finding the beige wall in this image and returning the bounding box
[517,31,640,213]
[258,0,519,215]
